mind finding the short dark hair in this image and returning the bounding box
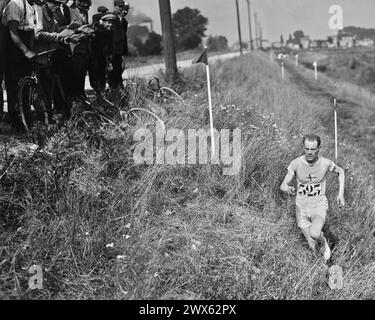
[302,134,321,148]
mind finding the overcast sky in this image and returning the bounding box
[90,0,375,45]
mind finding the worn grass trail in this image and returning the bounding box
[284,59,375,165]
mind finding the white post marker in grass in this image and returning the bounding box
[270,50,273,61]
[295,54,299,67]
[313,61,318,80]
[281,61,285,80]
[192,47,215,155]
[334,98,338,161]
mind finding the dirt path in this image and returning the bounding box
[284,61,375,166]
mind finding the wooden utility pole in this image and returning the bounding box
[254,12,258,49]
[245,0,253,51]
[235,0,243,55]
[258,21,262,49]
[159,0,178,80]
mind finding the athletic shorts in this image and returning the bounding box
[295,197,328,229]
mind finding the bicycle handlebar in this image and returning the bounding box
[32,49,57,60]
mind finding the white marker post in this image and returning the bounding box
[206,63,215,156]
[295,54,299,67]
[334,98,338,161]
[313,61,318,80]
[192,48,215,155]
[270,50,273,62]
[281,62,285,80]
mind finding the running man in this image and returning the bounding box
[280,134,345,262]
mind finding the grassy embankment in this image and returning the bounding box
[0,51,374,299]
[298,47,375,93]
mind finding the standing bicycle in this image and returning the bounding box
[17,48,70,132]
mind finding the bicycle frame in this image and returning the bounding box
[18,49,68,132]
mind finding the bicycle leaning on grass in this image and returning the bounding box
[17,49,68,133]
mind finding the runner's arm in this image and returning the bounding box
[332,164,345,206]
[280,170,296,195]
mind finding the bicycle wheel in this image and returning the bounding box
[125,107,165,130]
[18,77,47,132]
[159,86,185,106]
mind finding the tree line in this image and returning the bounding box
[129,6,228,56]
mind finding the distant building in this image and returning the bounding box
[338,32,356,48]
[310,40,329,49]
[287,42,300,50]
[261,40,271,50]
[271,41,283,49]
[277,52,289,60]
[286,38,301,50]
[300,36,311,49]
[327,35,338,48]
[356,38,374,47]
[310,40,318,48]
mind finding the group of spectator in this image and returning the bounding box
[0,0,129,131]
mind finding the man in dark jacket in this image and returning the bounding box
[88,4,109,99]
[108,0,128,99]
[34,0,81,120]
[53,0,71,31]
[0,0,8,119]
[2,0,37,130]
[69,0,92,106]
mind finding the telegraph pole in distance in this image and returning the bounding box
[258,21,263,49]
[245,0,253,51]
[254,12,258,49]
[235,0,243,55]
[159,0,178,81]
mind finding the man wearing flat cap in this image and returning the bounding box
[108,0,129,100]
[92,5,108,24]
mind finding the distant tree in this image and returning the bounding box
[132,37,144,55]
[128,25,150,43]
[142,32,163,56]
[132,32,163,56]
[280,35,284,44]
[288,34,293,42]
[127,43,139,57]
[128,25,163,56]
[206,35,228,51]
[172,7,208,50]
[343,26,375,41]
[293,30,305,43]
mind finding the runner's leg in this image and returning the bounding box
[310,212,331,261]
[296,204,316,251]
[302,227,316,251]
[309,215,325,240]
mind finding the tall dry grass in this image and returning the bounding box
[0,51,374,300]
